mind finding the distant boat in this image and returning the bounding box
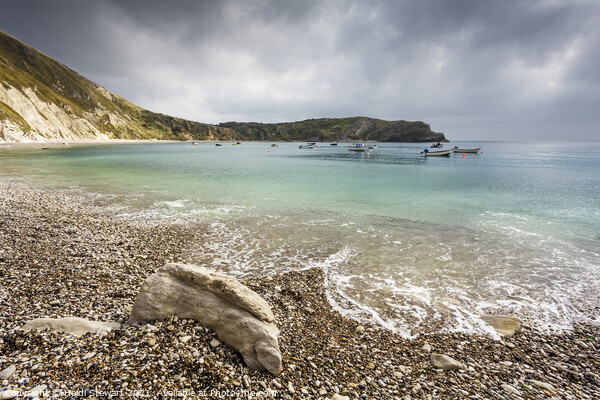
[308,142,316,145]
[453,146,480,153]
[236,141,241,144]
[215,143,222,146]
[421,148,451,156]
[348,143,366,152]
[430,143,443,148]
[192,142,199,146]
[299,144,315,149]
[330,142,338,146]
[368,144,377,149]
[271,144,279,147]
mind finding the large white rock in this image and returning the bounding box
[129,263,282,375]
[22,317,121,336]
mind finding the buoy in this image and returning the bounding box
[268,150,271,152]
[462,153,466,158]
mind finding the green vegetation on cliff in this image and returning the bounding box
[220,117,446,142]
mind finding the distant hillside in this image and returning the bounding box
[220,118,446,142]
[0,30,447,143]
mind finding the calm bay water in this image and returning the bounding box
[2,141,599,336]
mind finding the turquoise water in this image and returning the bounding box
[1,141,599,336]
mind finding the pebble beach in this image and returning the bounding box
[1,180,599,400]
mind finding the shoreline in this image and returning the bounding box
[0,181,598,399]
[0,139,188,149]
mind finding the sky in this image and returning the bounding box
[1,0,599,140]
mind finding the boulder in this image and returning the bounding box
[480,315,522,337]
[430,353,465,371]
[22,317,120,336]
[128,263,282,375]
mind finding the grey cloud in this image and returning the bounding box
[0,0,599,139]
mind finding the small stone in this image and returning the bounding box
[332,394,350,400]
[530,380,555,392]
[145,338,156,347]
[288,382,295,394]
[430,353,465,371]
[355,325,365,334]
[398,365,411,375]
[243,375,251,388]
[366,362,375,369]
[480,315,522,337]
[179,335,192,344]
[422,343,432,352]
[412,384,422,394]
[303,307,315,314]
[210,338,221,348]
[501,384,521,395]
[0,365,16,380]
[0,390,19,400]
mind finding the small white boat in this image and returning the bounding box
[368,144,377,149]
[453,146,480,153]
[349,143,366,152]
[421,149,451,157]
[299,144,315,149]
[271,144,279,147]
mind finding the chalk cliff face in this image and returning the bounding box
[0,30,236,143]
[0,29,447,143]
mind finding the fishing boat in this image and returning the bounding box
[421,148,451,156]
[368,144,377,149]
[299,144,315,149]
[452,146,480,153]
[349,143,367,152]
[271,144,279,147]
[215,143,221,146]
[330,142,338,146]
[430,142,443,148]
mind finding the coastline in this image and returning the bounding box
[0,139,187,149]
[0,181,598,399]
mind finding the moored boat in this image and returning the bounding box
[430,142,443,148]
[452,146,480,153]
[421,148,451,156]
[299,144,315,149]
[271,144,279,147]
[215,143,221,146]
[330,142,338,146]
[348,143,366,152]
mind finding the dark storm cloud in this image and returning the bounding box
[0,0,599,139]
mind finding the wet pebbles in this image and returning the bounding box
[1,181,599,399]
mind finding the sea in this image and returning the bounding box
[1,141,599,337]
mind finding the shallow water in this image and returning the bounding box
[2,141,599,336]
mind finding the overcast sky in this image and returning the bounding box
[1,0,599,140]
